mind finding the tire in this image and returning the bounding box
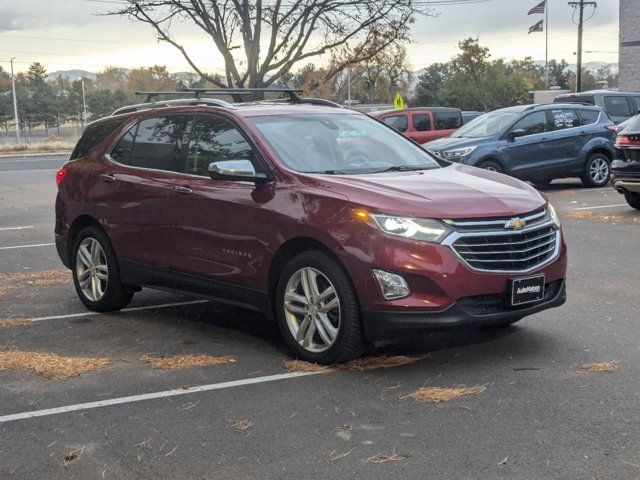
[478,160,503,173]
[625,192,640,210]
[581,153,610,187]
[533,178,552,188]
[276,251,364,364]
[71,225,134,312]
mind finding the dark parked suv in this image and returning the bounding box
[55,89,567,363]
[611,113,640,210]
[423,104,615,187]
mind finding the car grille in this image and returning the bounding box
[444,210,560,273]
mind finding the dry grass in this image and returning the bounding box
[407,385,487,404]
[0,139,75,155]
[282,359,332,373]
[338,355,426,371]
[0,269,70,296]
[0,317,29,328]
[0,350,110,379]
[228,419,254,433]
[365,449,411,464]
[140,354,235,370]
[566,210,640,224]
[581,361,618,373]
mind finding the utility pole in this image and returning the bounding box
[10,57,19,141]
[81,79,88,128]
[568,0,597,92]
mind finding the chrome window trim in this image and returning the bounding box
[442,220,561,274]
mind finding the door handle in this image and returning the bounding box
[100,173,116,183]
[173,185,193,194]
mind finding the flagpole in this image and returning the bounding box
[545,0,549,88]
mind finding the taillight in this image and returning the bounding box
[56,168,66,187]
[615,135,640,147]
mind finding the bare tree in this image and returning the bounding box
[108,0,429,89]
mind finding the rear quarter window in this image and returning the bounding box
[433,111,462,130]
[70,120,124,160]
[578,109,600,126]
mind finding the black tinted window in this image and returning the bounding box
[186,116,256,176]
[554,94,595,105]
[512,111,547,136]
[434,111,462,130]
[631,96,640,114]
[123,115,190,171]
[578,109,600,126]
[412,114,431,132]
[548,109,579,130]
[604,96,632,117]
[383,115,408,132]
[70,120,123,160]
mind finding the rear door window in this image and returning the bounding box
[70,120,123,160]
[412,114,432,132]
[548,109,579,131]
[604,96,633,118]
[434,111,463,130]
[511,111,547,136]
[116,115,190,172]
[383,115,408,133]
[186,115,257,177]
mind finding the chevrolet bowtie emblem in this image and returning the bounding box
[505,217,526,229]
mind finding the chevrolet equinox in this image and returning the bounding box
[55,90,567,364]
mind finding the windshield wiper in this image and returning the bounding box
[371,165,435,173]
[307,169,348,175]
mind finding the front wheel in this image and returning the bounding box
[72,225,134,312]
[276,251,364,364]
[478,160,503,173]
[625,192,640,210]
[581,153,610,187]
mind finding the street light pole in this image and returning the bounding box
[81,79,87,128]
[10,57,19,141]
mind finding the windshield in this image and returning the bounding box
[248,113,440,174]
[452,111,519,138]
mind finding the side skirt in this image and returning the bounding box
[119,260,273,320]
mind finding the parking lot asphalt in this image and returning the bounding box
[1,154,639,479]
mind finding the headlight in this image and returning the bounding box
[370,214,452,243]
[440,146,477,159]
[548,202,561,228]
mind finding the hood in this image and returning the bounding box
[302,164,546,219]
[423,136,491,151]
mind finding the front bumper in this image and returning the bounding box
[362,279,566,341]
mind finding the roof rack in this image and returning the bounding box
[111,87,341,116]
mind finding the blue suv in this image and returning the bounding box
[423,104,616,187]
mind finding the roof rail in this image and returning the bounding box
[112,97,236,116]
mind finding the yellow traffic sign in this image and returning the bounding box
[393,92,404,110]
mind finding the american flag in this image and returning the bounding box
[528,1,546,15]
[528,19,544,34]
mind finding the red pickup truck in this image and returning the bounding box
[373,107,463,143]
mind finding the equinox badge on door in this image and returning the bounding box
[504,217,526,230]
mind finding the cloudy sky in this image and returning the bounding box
[0,0,619,74]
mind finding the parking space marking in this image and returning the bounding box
[574,203,628,211]
[0,371,326,424]
[27,299,210,323]
[0,243,55,250]
[0,226,34,231]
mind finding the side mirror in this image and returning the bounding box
[508,128,526,141]
[208,160,269,184]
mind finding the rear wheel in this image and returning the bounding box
[276,251,364,364]
[581,153,610,187]
[478,160,503,173]
[624,192,640,210]
[72,225,133,312]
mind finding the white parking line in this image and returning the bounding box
[0,243,55,250]
[0,371,327,423]
[28,299,210,323]
[0,226,34,231]
[574,203,628,211]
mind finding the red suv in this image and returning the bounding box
[373,107,463,143]
[55,89,567,364]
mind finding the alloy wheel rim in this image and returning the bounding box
[590,157,609,184]
[75,237,108,302]
[283,267,341,353]
[484,166,498,172]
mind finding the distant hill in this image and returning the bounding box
[46,70,97,82]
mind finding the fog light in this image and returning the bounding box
[373,269,410,300]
